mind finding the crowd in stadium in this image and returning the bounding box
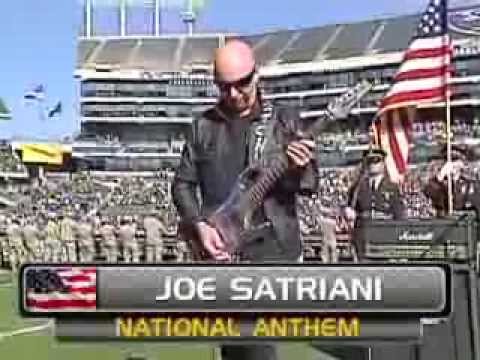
[0,148,26,174]
[314,118,480,151]
[75,132,186,154]
[1,155,479,269]
[412,119,480,141]
[0,171,185,270]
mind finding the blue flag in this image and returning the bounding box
[48,101,62,118]
[24,84,45,101]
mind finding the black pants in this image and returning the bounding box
[311,344,371,360]
[221,344,371,360]
[220,230,288,360]
[221,344,277,360]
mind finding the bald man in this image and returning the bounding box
[173,39,318,360]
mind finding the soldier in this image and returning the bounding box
[45,213,60,262]
[176,236,189,262]
[92,214,102,258]
[36,215,48,262]
[143,213,169,263]
[7,217,25,271]
[319,214,338,264]
[424,144,480,216]
[307,195,339,263]
[118,216,138,263]
[59,210,77,262]
[22,216,42,262]
[76,215,95,263]
[344,148,405,260]
[0,214,8,267]
[99,217,117,263]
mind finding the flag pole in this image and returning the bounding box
[446,21,453,215]
[446,77,453,215]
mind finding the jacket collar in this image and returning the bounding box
[215,97,263,124]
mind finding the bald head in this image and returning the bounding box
[214,40,256,82]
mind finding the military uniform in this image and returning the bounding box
[176,239,189,262]
[7,220,25,271]
[424,145,480,216]
[424,176,480,215]
[0,240,7,268]
[60,215,77,262]
[0,216,8,267]
[118,218,138,263]
[319,216,338,263]
[45,217,62,262]
[99,220,117,263]
[143,215,167,263]
[76,217,95,263]
[347,149,405,260]
[23,220,42,262]
[351,176,405,218]
[349,175,405,258]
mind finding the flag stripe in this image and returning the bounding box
[62,281,96,288]
[60,275,96,283]
[386,112,407,174]
[380,121,401,181]
[384,77,446,96]
[407,35,449,50]
[26,299,96,310]
[66,286,97,294]
[393,111,410,168]
[397,56,449,74]
[380,86,447,111]
[374,0,451,183]
[399,108,413,143]
[26,293,97,301]
[403,45,451,61]
[394,65,451,82]
[57,268,97,275]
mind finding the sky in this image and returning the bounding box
[0,0,476,140]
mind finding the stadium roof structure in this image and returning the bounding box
[76,7,480,73]
[0,97,11,120]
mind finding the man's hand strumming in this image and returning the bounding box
[195,221,231,261]
[286,139,315,168]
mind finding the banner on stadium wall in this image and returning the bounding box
[20,144,71,165]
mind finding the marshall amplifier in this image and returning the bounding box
[362,213,478,261]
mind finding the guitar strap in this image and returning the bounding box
[248,99,275,167]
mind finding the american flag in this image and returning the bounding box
[373,0,452,183]
[24,267,97,312]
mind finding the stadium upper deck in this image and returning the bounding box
[73,6,480,170]
[76,9,478,72]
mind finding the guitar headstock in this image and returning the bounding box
[327,80,373,119]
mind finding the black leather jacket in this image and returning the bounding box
[172,102,319,261]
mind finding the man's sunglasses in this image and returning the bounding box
[215,69,255,92]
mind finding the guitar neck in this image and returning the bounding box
[242,80,372,211]
[245,111,335,209]
[246,156,290,208]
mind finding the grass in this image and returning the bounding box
[0,275,320,360]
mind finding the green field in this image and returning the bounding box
[0,275,322,360]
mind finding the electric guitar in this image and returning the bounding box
[182,81,373,260]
